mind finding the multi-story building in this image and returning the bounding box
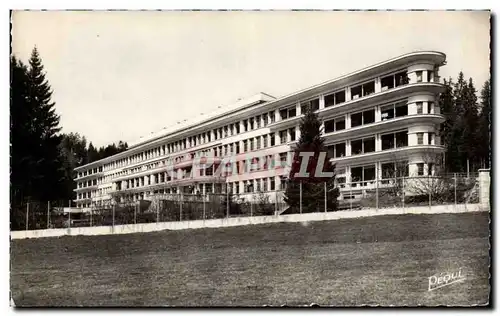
[74,51,447,208]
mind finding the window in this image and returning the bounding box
[351,139,363,155]
[235,124,240,134]
[417,163,424,176]
[325,94,335,108]
[381,104,395,121]
[256,137,261,150]
[280,176,287,190]
[270,177,275,191]
[243,140,248,152]
[396,131,408,147]
[263,115,268,126]
[428,163,434,176]
[427,71,433,82]
[243,120,248,132]
[416,71,423,83]
[324,119,335,133]
[249,138,254,151]
[351,112,363,127]
[382,99,407,120]
[270,133,275,146]
[351,109,375,127]
[279,152,288,165]
[381,74,395,91]
[417,133,424,145]
[262,135,268,148]
[381,162,396,179]
[395,101,408,117]
[428,132,434,145]
[263,178,268,192]
[350,165,375,184]
[280,107,296,120]
[269,111,275,123]
[363,138,376,153]
[382,133,395,150]
[395,71,408,87]
[427,102,434,114]
[325,90,346,107]
[256,115,261,128]
[362,81,375,96]
[280,130,288,144]
[249,118,254,130]
[301,99,320,113]
[416,102,423,114]
[351,85,362,100]
[289,128,296,141]
[335,143,346,158]
[335,118,345,131]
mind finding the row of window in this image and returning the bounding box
[81,67,438,176]
[340,161,434,184]
[327,131,436,158]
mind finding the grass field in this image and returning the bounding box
[10,212,490,307]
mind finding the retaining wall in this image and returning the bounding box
[11,203,486,240]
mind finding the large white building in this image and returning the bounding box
[74,51,447,208]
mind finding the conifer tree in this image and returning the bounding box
[284,105,339,213]
[477,79,491,168]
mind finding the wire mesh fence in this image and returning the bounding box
[11,173,481,231]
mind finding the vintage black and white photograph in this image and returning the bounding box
[9,10,491,307]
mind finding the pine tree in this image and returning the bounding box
[284,105,339,213]
[87,142,100,163]
[438,77,456,172]
[26,47,65,201]
[11,48,65,203]
[10,55,32,203]
[477,79,491,168]
[462,78,479,172]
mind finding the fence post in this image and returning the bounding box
[26,203,29,231]
[68,201,71,229]
[90,207,93,227]
[324,182,327,212]
[299,181,302,214]
[275,191,278,216]
[157,200,160,223]
[454,173,457,210]
[349,184,353,211]
[180,194,183,221]
[226,189,229,219]
[376,175,379,211]
[134,202,137,225]
[203,193,206,220]
[402,176,405,211]
[250,199,253,217]
[428,174,432,210]
[47,201,50,229]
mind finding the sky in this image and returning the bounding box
[12,10,491,147]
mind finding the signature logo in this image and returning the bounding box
[428,267,466,291]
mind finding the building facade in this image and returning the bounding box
[74,51,447,208]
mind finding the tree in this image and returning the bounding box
[477,79,491,168]
[10,48,65,204]
[284,105,339,212]
[59,133,88,200]
[87,142,100,163]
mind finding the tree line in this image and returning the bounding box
[439,72,491,173]
[10,47,128,206]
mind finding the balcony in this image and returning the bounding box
[322,114,444,143]
[330,145,445,168]
[112,175,226,195]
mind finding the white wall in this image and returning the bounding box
[11,203,485,240]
